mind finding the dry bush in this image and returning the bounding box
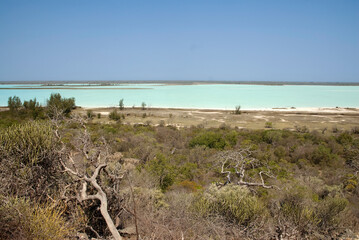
[0,121,62,199]
[0,121,58,166]
[267,181,353,239]
[120,183,254,240]
[193,184,266,226]
[0,196,73,240]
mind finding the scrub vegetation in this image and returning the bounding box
[0,95,359,239]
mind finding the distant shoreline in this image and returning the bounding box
[85,106,359,114]
[1,106,359,114]
[1,80,359,86]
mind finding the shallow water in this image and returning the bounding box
[1,84,358,109]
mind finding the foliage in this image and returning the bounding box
[194,184,265,225]
[234,105,241,114]
[189,131,228,149]
[265,121,273,128]
[46,93,75,118]
[141,102,147,110]
[0,112,358,239]
[275,185,349,237]
[23,98,40,110]
[0,196,72,240]
[109,109,122,121]
[86,110,95,119]
[145,153,175,191]
[8,96,22,112]
[119,98,124,110]
[0,121,57,166]
[0,121,62,200]
[23,98,43,119]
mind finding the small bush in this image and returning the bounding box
[23,98,40,111]
[86,110,95,119]
[23,98,43,119]
[159,120,166,127]
[145,153,175,191]
[8,96,22,112]
[352,126,359,134]
[234,105,241,115]
[109,109,121,121]
[0,196,72,240]
[265,122,273,128]
[177,180,202,192]
[189,131,227,149]
[295,125,309,133]
[0,121,57,166]
[46,93,75,118]
[119,98,124,110]
[194,184,265,225]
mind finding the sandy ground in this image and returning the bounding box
[75,107,359,132]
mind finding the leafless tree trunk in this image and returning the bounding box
[55,117,124,240]
[216,148,275,189]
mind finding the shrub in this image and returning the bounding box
[337,132,353,145]
[177,180,202,192]
[315,197,348,230]
[265,122,273,128]
[0,196,72,240]
[194,184,265,225]
[189,131,227,149]
[46,93,75,118]
[97,113,101,119]
[109,109,121,121]
[0,121,57,166]
[145,153,175,191]
[224,130,239,147]
[0,121,61,198]
[23,98,40,111]
[119,98,124,110]
[295,125,309,133]
[23,98,43,119]
[86,110,95,119]
[8,96,22,112]
[141,102,147,110]
[279,190,317,228]
[311,144,336,165]
[234,105,241,115]
[352,126,359,134]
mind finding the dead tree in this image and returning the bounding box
[55,116,124,240]
[216,148,275,189]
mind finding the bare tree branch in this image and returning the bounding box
[53,118,124,240]
[216,149,275,189]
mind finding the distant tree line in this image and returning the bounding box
[7,93,76,120]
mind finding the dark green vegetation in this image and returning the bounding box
[46,93,75,118]
[0,100,359,239]
[119,98,125,110]
[235,105,241,115]
[0,94,76,128]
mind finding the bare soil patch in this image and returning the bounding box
[75,107,359,132]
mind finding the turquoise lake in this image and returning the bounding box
[1,84,359,110]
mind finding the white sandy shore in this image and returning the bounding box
[81,106,359,114]
[1,106,358,114]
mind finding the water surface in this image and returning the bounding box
[1,84,358,109]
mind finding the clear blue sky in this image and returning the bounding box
[0,0,358,82]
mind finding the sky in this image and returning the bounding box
[0,0,358,82]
